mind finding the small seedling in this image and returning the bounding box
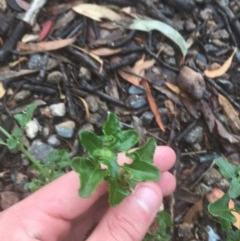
[72,112,160,206]
[0,104,71,191]
[208,157,240,240]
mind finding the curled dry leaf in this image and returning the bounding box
[218,94,240,133]
[17,37,76,54]
[177,66,206,100]
[206,188,240,229]
[204,48,237,78]
[142,79,165,132]
[72,4,121,22]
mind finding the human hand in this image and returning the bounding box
[0,146,176,241]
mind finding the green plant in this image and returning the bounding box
[72,112,160,206]
[208,157,240,240]
[143,211,172,241]
[0,104,71,191]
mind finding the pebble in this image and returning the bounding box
[200,8,212,20]
[0,191,20,210]
[85,95,99,112]
[210,29,229,40]
[128,85,145,95]
[49,103,66,117]
[184,19,196,31]
[177,66,206,100]
[79,67,91,80]
[80,123,94,132]
[24,119,41,139]
[141,111,154,127]
[28,54,44,69]
[47,134,61,147]
[29,139,54,161]
[183,125,203,144]
[47,71,63,84]
[15,90,31,102]
[126,95,147,109]
[55,120,76,138]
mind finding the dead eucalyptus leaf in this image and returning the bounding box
[72,4,121,22]
[128,19,188,57]
[142,79,165,132]
[218,94,240,133]
[17,37,76,54]
[0,82,6,99]
[204,48,237,78]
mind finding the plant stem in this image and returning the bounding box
[19,145,43,172]
[0,126,12,139]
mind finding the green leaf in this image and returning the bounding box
[11,128,23,139]
[0,138,7,146]
[71,157,106,197]
[14,104,37,129]
[229,178,240,199]
[208,194,236,224]
[6,137,20,150]
[103,112,121,137]
[215,157,238,179]
[92,148,120,178]
[108,179,131,206]
[128,19,188,57]
[130,138,156,163]
[113,130,139,151]
[124,160,160,182]
[79,131,102,155]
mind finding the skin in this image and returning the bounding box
[0,146,176,241]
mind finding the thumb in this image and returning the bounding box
[87,182,163,241]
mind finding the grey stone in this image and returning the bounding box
[49,103,66,117]
[29,139,54,161]
[55,120,76,138]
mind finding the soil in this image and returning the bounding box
[1,0,240,240]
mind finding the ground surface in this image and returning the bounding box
[1,0,240,240]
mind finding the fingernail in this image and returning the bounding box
[133,186,160,214]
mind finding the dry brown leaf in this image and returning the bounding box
[90,47,122,56]
[118,68,140,86]
[184,199,203,223]
[0,82,6,99]
[17,38,76,54]
[218,94,240,133]
[164,99,177,116]
[132,58,155,77]
[15,0,30,10]
[204,48,237,78]
[142,79,165,132]
[206,188,240,229]
[201,100,239,143]
[72,4,121,22]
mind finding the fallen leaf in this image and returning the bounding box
[17,37,75,54]
[218,94,240,133]
[128,19,188,57]
[38,20,53,41]
[118,68,140,86]
[15,0,30,10]
[204,48,237,78]
[72,4,121,22]
[142,79,165,132]
[184,199,203,223]
[0,82,6,99]
[90,47,122,56]
[201,100,239,143]
[206,188,240,229]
